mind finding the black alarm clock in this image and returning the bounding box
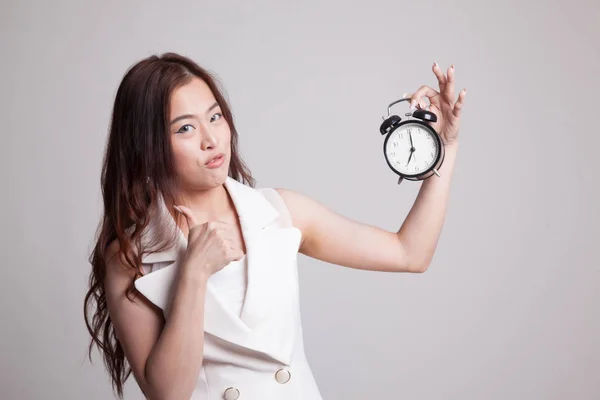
[379,97,445,184]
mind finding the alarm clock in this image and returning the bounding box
[379,97,445,184]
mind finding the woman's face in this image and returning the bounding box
[168,77,232,191]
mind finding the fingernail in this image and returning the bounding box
[450,64,454,70]
[433,61,438,67]
[410,100,416,110]
[173,205,182,213]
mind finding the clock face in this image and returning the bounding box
[384,122,439,176]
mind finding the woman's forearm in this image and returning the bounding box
[144,265,210,400]
[397,142,459,271]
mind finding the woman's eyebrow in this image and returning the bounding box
[169,102,220,125]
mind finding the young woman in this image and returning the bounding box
[84,52,466,400]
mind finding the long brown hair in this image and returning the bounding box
[83,52,254,398]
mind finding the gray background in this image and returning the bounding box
[1,0,598,399]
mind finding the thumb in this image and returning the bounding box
[173,205,199,230]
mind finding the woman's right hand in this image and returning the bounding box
[173,205,245,278]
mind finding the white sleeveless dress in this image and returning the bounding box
[208,255,248,317]
[135,179,324,400]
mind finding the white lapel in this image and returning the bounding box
[133,177,301,365]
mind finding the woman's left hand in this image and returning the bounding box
[406,62,466,147]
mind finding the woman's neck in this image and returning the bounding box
[175,183,237,228]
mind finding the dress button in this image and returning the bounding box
[275,368,291,384]
[223,386,240,400]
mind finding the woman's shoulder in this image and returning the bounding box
[104,238,140,282]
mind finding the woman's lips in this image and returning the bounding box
[205,153,225,168]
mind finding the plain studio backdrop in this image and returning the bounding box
[1,0,598,399]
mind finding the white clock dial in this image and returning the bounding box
[385,123,439,176]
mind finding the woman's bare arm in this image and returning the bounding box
[104,240,210,400]
[276,145,458,273]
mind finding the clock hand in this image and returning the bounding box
[407,130,416,167]
[406,148,414,166]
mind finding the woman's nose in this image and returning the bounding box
[199,128,218,151]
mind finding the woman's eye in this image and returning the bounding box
[176,124,195,134]
[210,113,223,123]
